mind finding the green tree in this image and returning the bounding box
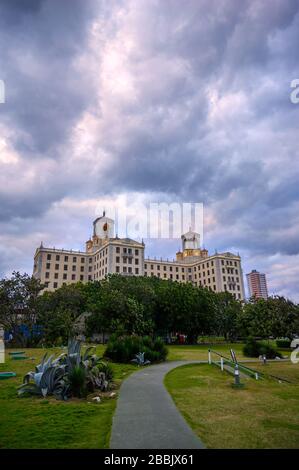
[37,283,87,345]
[213,292,242,341]
[0,271,44,346]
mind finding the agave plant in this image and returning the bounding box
[18,353,69,400]
[18,339,112,400]
[131,352,151,367]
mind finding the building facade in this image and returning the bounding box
[246,269,268,300]
[33,213,245,300]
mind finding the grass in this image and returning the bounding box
[165,362,299,448]
[168,343,250,361]
[1,342,295,449]
[0,346,136,449]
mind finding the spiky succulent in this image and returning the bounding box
[18,339,112,400]
[18,353,69,400]
[131,352,151,366]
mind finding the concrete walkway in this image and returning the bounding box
[110,361,205,449]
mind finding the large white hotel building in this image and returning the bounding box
[33,213,245,300]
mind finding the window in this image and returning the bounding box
[176,267,178,272]
[54,282,58,288]
[116,247,120,253]
[163,265,167,271]
[135,268,139,274]
[54,273,58,279]
[63,273,67,280]
[56,255,60,261]
[89,266,92,272]
[157,265,160,270]
[72,265,76,272]
[135,258,139,265]
[46,263,51,269]
[64,256,68,262]
[170,266,173,272]
[123,247,127,254]
[64,265,68,271]
[45,272,50,279]
[80,275,84,281]
[55,264,59,270]
[135,249,139,255]
[116,256,120,263]
[80,266,84,272]
[73,257,77,263]
[88,275,92,281]
[128,248,132,254]
[81,257,85,263]
[47,254,51,260]
[123,266,127,273]
[72,274,76,280]
[176,274,179,280]
[89,258,92,264]
[151,265,154,270]
[182,275,185,280]
[145,263,147,269]
[116,266,120,273]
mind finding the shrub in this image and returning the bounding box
[243,338,282,359]
[97,362,114,382]
[105,335,168,363]
[276,338,291,348]
[68,365,87,398]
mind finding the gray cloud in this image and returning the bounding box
[0,0,299,300]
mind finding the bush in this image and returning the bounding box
[276,338,291,348]
[243,338,282,359]
[97,362,114,382]
[105,335,168,363]
[68,365,87,398]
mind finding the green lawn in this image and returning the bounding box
[168,343,251,361]
[1,343,295,449]
[0,347,136,449]
[165,362,299,448]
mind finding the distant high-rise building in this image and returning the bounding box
[246,270,268,300]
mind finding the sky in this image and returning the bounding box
[0,0,299,301]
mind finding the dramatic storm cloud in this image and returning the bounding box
[0,0,299,300]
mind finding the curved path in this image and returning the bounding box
[110,361,205,449]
